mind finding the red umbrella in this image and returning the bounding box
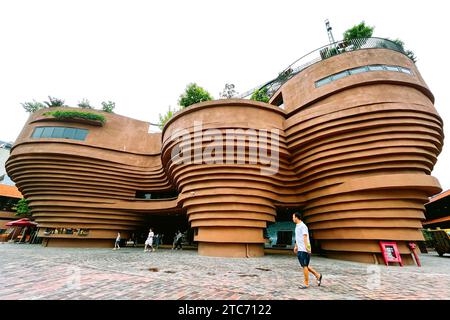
[6,218,38,227]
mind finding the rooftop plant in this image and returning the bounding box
[78,98,93,109]
[44,96,66,108]
[43,110,106,124]
[21,100,46,113]
[219,83,238,99]
[158,106,177,130]
[250,87,270,103]
[101,101,115,113]
[179,83,213,108]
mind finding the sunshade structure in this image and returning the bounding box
[6,218,38,227]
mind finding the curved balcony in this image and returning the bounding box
[239,37,408,99]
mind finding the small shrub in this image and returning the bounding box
[101,101,115,113]
[44,110,106,124]
[78,98,93,109]
[21,100,46,113]
[44,96,65,108]
[179,83,213,108]
[15,198,31,216]
[250,87,270,103]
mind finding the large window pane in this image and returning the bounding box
[399,67,412,75]
[41,127,54,138]
[368,65,384,71]
[332,70,349,81]
[52,127,65,138]
[74,129,88,141]
[62,127,76,139]
[385,65,400,72]
[349,66,368,75]
[315,77,332,87]
[32,127,44,138]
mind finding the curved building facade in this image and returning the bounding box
[6,43,444,264]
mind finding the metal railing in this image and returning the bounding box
[239,37,408,99]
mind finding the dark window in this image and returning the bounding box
[32,127,44,138]
[52,127,65,137]
[135,190,178,199]
[276,231,293,246]
[63,127,76,139]
[31,126,89,141]
[74,129,88,141]
[41,127,54,138]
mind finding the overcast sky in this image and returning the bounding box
[1,0,449,191]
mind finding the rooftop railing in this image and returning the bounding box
[239,37,408,99]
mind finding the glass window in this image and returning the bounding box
[399,67,412,75]
[384,65,400,72]
[332,70,349,81]
[41,127,54,138]
[74,129,88,141]
[62,127,76,139]
[315,77,332,87]
[349,66,369,75]
[52,127,65,138]
[368,65,385,71]
[32,127,44,138]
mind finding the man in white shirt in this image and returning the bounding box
[293,212,322,289]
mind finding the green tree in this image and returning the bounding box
[178,83,213,108]
[15,198,31,217]
[343,21,374,41]
[158,106,176,130]
[101,101,115,113]
[21,100,46,113]
[44,96,65,108]
[219,83,237,99]
[78,98,93,109]
[389,38,417,62]
[250,87,270,103]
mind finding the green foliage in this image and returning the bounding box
[44,96,65,108]
[158,106,176,130]
[21,100,46,113]
[343,21,374,41]
[389,38,417,62]
[15,198,31,217]
[250,87,270,103]
[44,110,106,124]
[101,101,115,113]
[78,98,93,109]
[179,83,213,108]
[219,83,237,99]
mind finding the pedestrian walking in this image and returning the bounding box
[292,212,322,289]
[172,230,183,250]
[144,228,155,252]
[154,233,160,249]
[113,232,121,250]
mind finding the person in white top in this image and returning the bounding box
[113,232,121,250]
[144,228,155,252]
[293,212,322,289]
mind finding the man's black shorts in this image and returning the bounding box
[297,251,310,267]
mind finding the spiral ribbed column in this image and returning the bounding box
[281,49,444,264]
[162,100,288,257]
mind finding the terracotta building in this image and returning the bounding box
[6,38,444,264]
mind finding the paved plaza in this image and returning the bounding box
[0,244,449,300]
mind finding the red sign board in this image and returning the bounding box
[379,241,403,266]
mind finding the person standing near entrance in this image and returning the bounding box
[113,232,121,250]
[144,228,155,252]
[292,212,322,289]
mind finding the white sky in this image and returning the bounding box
[0,0,449,191]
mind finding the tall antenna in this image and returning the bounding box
[325,19,335,44]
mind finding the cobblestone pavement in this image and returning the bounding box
[0,244,449,300]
